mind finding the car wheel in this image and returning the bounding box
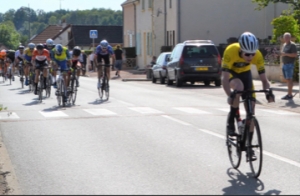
[204,80,210,86]
[176,73,182,87]
[152,75,157,83]
[215,79,221,87]
[159,71,165,84]
[166,73,173,85]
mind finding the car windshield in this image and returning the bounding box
[182,45,218,58]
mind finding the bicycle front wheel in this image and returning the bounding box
[101,77,109,101]
[38,76,43,102]
[226,113,242,169]
[247,117,263,178]
[46,75,51,98]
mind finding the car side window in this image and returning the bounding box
[170,45,180,61]
[165,54,170,62]
[156,54,164,65]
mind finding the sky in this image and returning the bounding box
[0,0,125,13]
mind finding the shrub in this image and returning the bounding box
[294,58,299,82]
[123,47,136,58]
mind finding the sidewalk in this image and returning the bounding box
[83,69,300,113]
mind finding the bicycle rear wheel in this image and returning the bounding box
[247,117,263,178]
[226,113,242,169]
[101,77,109,101]
[57,80,62,106]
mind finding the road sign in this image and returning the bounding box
[90,30,98,39]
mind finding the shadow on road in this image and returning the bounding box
[17,89,31,94]
[165,83,222,90]
[222,168,281,195]
[280,99,300,109]
[88,99,110,105]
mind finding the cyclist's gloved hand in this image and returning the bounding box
[265,89,275,103]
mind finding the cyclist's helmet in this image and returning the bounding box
[46,38,54,46]
[19,45,25,50]
[238,32,259,54]
[100,40,109,49]
[55,44,63,55]
[28,43,35,49]
[0,50,6,58]
[36,43,44,50]
[72,46,81,57]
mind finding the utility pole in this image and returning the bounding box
[59,0,64,10]
[28,4,31,40]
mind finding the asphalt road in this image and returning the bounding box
[0,76,299,194]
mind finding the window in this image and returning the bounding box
[142,0,145,10]
[169,0,172,8]
[148,0,153,8]
[182,46,218,58]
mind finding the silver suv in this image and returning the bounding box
[166,40,222,87]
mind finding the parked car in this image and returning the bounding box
[166,40,222,87]
[151,52,171,84]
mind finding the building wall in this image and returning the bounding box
[179,0,288,45]
[53,27,71,47]
[123,2,136,48]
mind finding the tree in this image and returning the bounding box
[48,16,57,25]
[0,21,20,49]
[252,0,300,10]
[271,10,300,42]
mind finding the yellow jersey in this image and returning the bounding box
[24,48,34,62]
[222,43,265,75]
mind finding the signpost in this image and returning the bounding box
[89,30,98,51]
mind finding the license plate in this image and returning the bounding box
[196,67,208,71]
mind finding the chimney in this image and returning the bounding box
[61,18,67,28]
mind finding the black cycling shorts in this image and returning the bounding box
[229,70,256,101]
[97,54,110,67]
[35,60,48,70]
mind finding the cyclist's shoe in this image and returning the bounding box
[246,150,257,161]
[76,80,79,87]
[25,78,29,86]
[53,82,57,89]
[227,122,236,136]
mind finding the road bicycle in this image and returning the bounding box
[56,69,68,107]
[226,88,273,178]
[68,66,80,105]
[36,65,51,102]
[18,61,25,89]
[7,63,13,85]
[97,64,109,101]
[28,63,35,92]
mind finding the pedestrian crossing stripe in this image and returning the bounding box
[218,108,246,115]
[259,109,300,115]
[39,111,68,118]
[173,107,210,114]
[0,112,19,119]
[129,107,163,114]
[83,109,117,116]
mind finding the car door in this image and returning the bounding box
[167,44,183,80]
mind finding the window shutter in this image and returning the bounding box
[136,33,141,55]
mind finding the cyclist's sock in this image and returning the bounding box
[229,106,238,125]
[249,131,254,144]
[44,77,47,88]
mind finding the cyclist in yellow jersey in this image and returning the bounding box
[24,43,35,85]
[222,32,275,159]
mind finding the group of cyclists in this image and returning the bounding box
[0,38,115,103]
